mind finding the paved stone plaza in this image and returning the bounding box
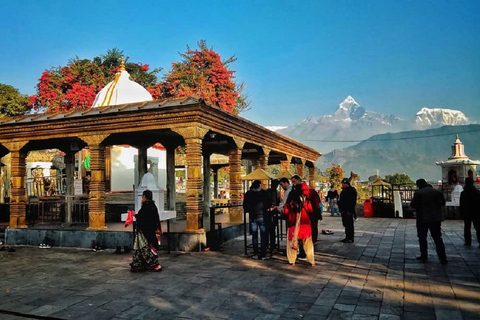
[1,216,480,320]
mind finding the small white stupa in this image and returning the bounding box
[91,56,153,107]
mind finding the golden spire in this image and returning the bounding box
[120,56,126,71]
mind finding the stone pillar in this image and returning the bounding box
[228,139,244,223]
[184,137,204,231]
[137,146,148,185]
[213,167,219,199]
[259,153,268,189]
[4,141,28,228]
[172,126,208,232]
[280,157,291,172]
[308,166,316,189]
[165,144,176,211]
[64,151,75,223]
[203,151,211,217]
[296,163,304,179]
[80,135,108,230]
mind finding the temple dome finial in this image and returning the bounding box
[120,56,126,71]
[449,134,469,160]
[91,54,153,108]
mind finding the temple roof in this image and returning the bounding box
[91,57,153,108]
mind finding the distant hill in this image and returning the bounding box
[319,124,480,181]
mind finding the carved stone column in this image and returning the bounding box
[258,153,269,189]
[308,166,316,189]
[164,143,176,211]
[172,127,208,232]
[4,141,28,228]
[80,135,108,230]
[64,151,75,223]
[203,151,212,217]
[280,156,292,172]
[229,139,244,223]
[296,163,304,179]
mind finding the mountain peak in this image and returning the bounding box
[334,95,364,120]
[416,107,469,127]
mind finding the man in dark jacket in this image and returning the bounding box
[243,180,269,259]
[410,178,447,264]
[460,177,480,247]
[338,178,357,243]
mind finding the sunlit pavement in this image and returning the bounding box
[1,216,479,320]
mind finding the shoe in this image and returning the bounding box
[416,256,428,262]
[251,255,259,260]
[297,256,308,261]
[340,239,353,243]
[261,256,269,261]
[355,218,359,221]
[464,243,471,247]
[440,259,448,265]
[151,265,162,272]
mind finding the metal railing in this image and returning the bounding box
[26,196,89,225]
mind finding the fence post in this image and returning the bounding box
[66,196,73,223]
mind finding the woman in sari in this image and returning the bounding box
[284,183,316,266]
[128,189,163,272]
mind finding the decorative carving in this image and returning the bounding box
[184,137,203,230]
[229,147,243,223]
[9,150,27,228]
[308,166,316,189]
[296,163,304,179]
[232,137,245,150]
[87,144,106,230]
[2,141,28,152]
[79,134,109,146]
[172,126,209,140]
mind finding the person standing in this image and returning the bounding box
[243,180,269,259]
[338,178,357,243]
[284,183,315,266]
[128,189,162,272]
[327,184,340,216]
[266,179,280,255]
[460,177,480,247]
[410,179,447,264]
[291,175,322,244]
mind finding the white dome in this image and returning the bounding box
[92,59,153,108]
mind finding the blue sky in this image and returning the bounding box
[1,0,479,126]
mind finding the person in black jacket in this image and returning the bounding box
[410,179,447,264]
[338,178,357,243]
[129,189,163,272]
[460,177,480,247]
[243,180,269,259]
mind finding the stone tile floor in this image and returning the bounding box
[0,216,479,319]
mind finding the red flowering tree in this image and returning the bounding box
[149,40,249,113]
[30,48,161,112]
[29,44,248,114]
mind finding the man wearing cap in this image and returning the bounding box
[338,178,357,243]
[410,178,447,264]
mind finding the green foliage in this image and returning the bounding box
[326,163,344,193]
[384,173,414,185]
[0,84,30,117]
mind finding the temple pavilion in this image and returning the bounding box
[0,57,321,250]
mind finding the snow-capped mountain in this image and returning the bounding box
[277,96,408,154]
[276,96,470,155]
[416,107,469,127]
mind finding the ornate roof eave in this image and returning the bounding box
[0,97,321,164]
